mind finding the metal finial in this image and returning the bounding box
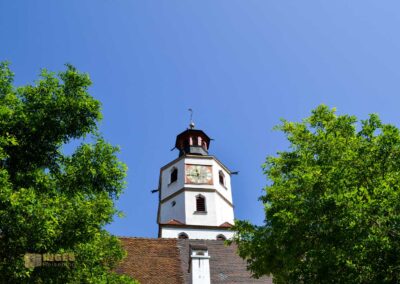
[188,108,195,129]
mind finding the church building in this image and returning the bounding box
[116,123,272,284]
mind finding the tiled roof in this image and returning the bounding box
[116,237,272,284]
[219,222,234,228]
[116,238,183,284]
[166,219,185,225]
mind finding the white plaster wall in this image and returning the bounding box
[185,191,218,226]
[215,194,234,225]
[184,157,233,203]
[160,156,234,203]
[161,227,235,240]
[159,192,186,224]
[160,158,185,200]
[191,253,211,284]
[212,162,232,203]
[159,155,235,231]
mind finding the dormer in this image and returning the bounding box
[190,244,211,284]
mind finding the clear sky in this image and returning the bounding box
[1,1,400,237]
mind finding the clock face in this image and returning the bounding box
[185,165,213,184]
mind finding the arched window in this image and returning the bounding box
[219,171,225,186]
[183,140,190,150]
[192,136,198,146]
[216,234,226,241]
[196,195,206,212]
[178,232,188,239]
[170,168,178,184]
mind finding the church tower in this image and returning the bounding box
[157,123,235,240]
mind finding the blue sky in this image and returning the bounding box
[1,1,400,237]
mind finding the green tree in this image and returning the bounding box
[0,62,137,283]
[233,105,400,283]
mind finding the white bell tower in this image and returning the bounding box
[157,123,235,240]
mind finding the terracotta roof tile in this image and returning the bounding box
[166,219,185,225]
[219,222,234,228]
[116,237,273,283]
[116,238,183,284]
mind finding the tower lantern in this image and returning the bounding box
[175,128,211,157]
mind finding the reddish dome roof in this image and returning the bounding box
[175,128,211,156]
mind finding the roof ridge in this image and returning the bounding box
[118,236,174,240]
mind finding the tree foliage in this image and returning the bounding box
[0,62,137,283]
[233,105,400,283]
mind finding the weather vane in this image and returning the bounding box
[188,108,195,129]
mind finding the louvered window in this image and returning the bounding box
[170,168,178,183]
[219,171,225,186]
[196,195,206,212]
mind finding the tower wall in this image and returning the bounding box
[215,194,234,226]
[159,192,186,224]
[161,227,234,240]
[158,128,235,240]
[184,191,218,226]
[160,157,185,201]
[184,157,233,204]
